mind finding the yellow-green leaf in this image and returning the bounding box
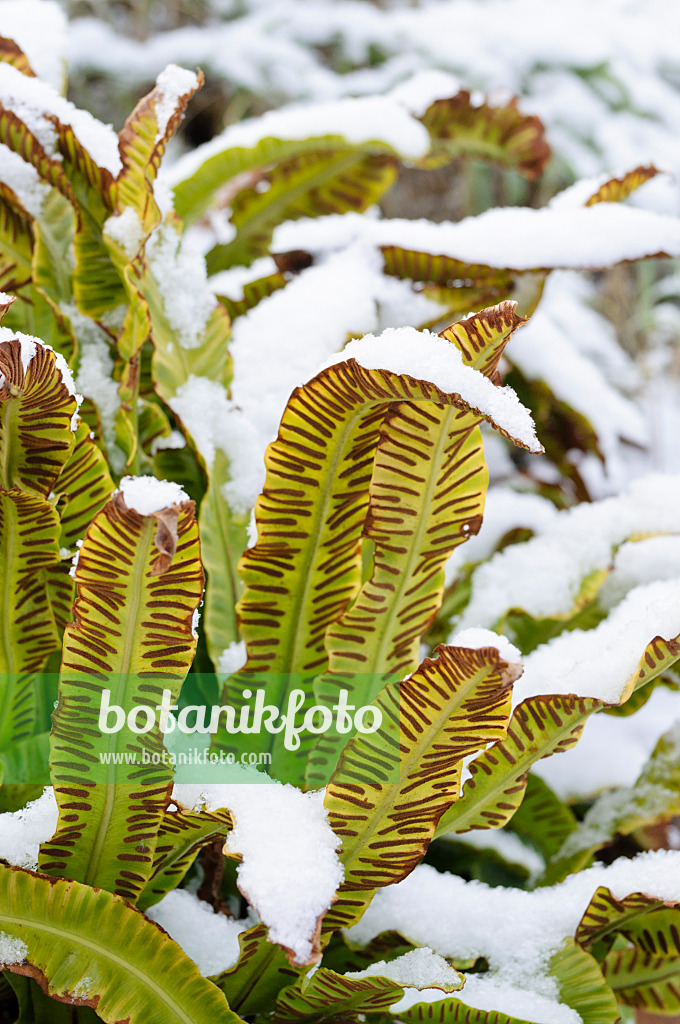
[0,336,77,496]
[322,643,518,932]
[39,489,204,902]
[0,861,244,1024]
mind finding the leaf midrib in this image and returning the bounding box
[282,405,371,682]
[0,904,211,1024]
[0,398,18,491]
[83,515,154,888]
[363,408,480,682]
[337,662,496,881]
[215,149,367,271]
[0,496,16,675]
[434,697,592,837]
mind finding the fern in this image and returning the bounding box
[0,25,678,1024]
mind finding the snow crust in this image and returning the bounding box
[146,223,217,350]
[0,932,28,966]
[347,948,462,1012]
[348,852,680,1024]
[0,63,120,175]
[273,203,680,271]
[118,475,189,516]
[0,789,57,870]
[173,775,343,964]
[514,578,680,706]
[217,640,247,675]
[0,142,50,217]
[326,326,542,453]
[146,889,246,976]
[153,64,199,143]
[457,473,680,629]
[103,207,145,261]
[448,628,522,668]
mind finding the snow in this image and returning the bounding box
[103,207,145,261]
[547,169,667,212]
[153,65,200,144]
[508,308,647,465]
[0,0,67,90]
[272,203,680,271]
[504,269,647,495]
[447,628,522,668]
[173,774,344,964]
[169,375,262,514]
[369,204,680,269]
[166,93,431,188]
[513,578,680,706]
[387,69,462,117]
[14,334,35,374]
[327,327,542,453]
[217,640,247,675]
[177,252,540,515]
[146,889,246,977]
[169,376,229,469]
[455,976,580,1024]
[444,487,559,587]
[150,429,186,456]
[68,308,121,465]
[272,211,370,256]
[225,243,384,497]
[556,716,680,859]
[0,142,50,218]
[598,535,680,610]
[450,829,545,881]
[456,473,680,629]
[348,947,461,991]
[0,789,57,870]
[118,475,189,516]
[174,243,386,511]
[0,932,28,966]
[346,948,462,1013]
[348,851,680,1024]
[63,0,680,203]
[69,539,82,579]
[0,63,120,175]
[146,223,217,350]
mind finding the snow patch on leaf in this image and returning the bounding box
[174,774,343,965]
